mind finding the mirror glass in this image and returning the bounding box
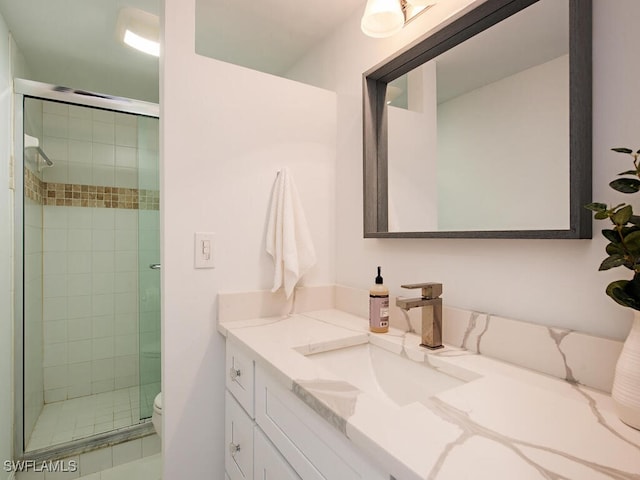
[363,0,592,238]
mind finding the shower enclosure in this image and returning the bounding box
[14,79,160,458]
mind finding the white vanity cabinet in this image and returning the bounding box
[254,363,388,480]
[224,340,388,480]
[226,390,300,480]
[254,428,301,480]
[226,342,255,416]
[225,391,254,480]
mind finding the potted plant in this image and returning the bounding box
[586,147,640,430]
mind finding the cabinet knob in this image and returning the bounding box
[229,442,241,456]
[230,367,241,381]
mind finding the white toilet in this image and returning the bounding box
[152,393,162,439]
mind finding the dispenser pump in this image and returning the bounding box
[375,266,383,285]
[376,267,382,285]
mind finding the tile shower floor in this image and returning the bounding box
[27,387,145,451]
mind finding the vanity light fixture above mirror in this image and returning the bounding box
[361,0,437,38]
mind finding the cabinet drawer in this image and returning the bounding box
[255,364,387,480]
[226,340,255,417]
[225,391,254,480]
[254,427,301,480]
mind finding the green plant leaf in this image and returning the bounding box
[599,254,626,271]
[602,229,619,243]
[585,202,608,212]
[606,280,640,310]
[621,225,640,236]
[624,230,640,254]
[606,275,640,311]
[618,170,638,176]
[613,205,633,225]
[595,211,610,220]
[610,178,640,193]
[612,147,634,154]
[628,273,640,294]
[629,215,640,226]
[601,243,626,258]
[606,242,624,256]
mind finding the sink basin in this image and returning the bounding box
[305,343,467,407]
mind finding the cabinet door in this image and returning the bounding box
[254,428,301,480]
[226,341,255,417]
[226,391,254,480]
[255,364,388,480]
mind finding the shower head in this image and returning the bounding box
[24,134,54,169]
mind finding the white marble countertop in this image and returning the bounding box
[219,309,640,480]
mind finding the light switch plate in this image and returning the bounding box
[194,232,215,269]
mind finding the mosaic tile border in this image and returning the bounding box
[24,169,159,210]
[44,183,159,210]
[25,167,45,204]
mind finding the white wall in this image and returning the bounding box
[388,63,438,232]
[161,0,336,477]
[286,0,640,340]
[0,11,13,480]
[437,54,569,231]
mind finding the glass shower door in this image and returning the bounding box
[137,116,160,419]
[16,81,160,457]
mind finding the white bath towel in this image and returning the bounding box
[266,168,317,299]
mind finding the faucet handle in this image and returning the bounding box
[400,282,442,299]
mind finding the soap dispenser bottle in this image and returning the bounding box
[369,266,389,333]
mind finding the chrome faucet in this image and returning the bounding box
[395,283,444,350]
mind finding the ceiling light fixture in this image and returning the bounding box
[116,7,160,57]
[361,0,437,38]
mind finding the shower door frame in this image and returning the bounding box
[13,78,159,461]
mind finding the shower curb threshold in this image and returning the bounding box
[20,421,155,463]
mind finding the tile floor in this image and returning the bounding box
[77,453,161,480]
[14,448,161,480]
[26,387,145,451]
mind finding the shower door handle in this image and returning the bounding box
[149,264,161,270]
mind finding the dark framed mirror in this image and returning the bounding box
[363,0,592,239]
